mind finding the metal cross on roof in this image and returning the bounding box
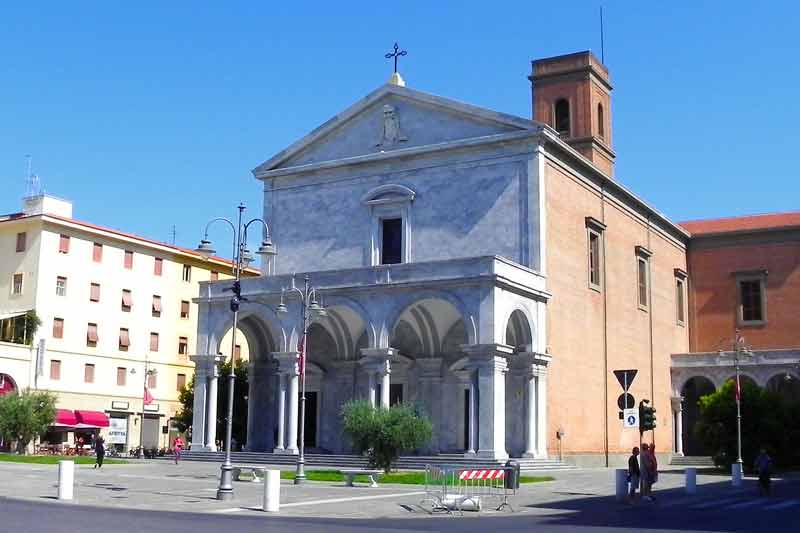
[384,42,407,73]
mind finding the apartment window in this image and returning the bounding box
[176,373,187,391]
[154,258,163,276]
[12,273,23,295]
[84,363,95,383]
[210,271,219,282]
[675,269,687,326]
[87,323,98,346]
[121,289,132,312]
[15,232,26,253]
[119,328,130,351]
[147,372,157,389]
[50,360,61,380]
[59,234,70,254]
[90,282,101,302]
[124,250,134,269]
[152,295,162,317]
[56,276,67,297]
[117,367,127,386]
[178,337,188,355]
[736,271,767,325]
[182,265,191,282]
[635,246,652,310]
[52,318,64,339]
[381,218,403,265]
[93,242,103,262]
[180,300,190,319]
[150,332,159,352]
[586,217,605,290]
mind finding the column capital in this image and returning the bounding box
[359,347,397,375]
[453,369,474,383]
[460,343,515,358]
[416,357,443,379]
[272,351,300,376]
[360,347,399,359]
[671,396,684,410]
[190,353,223,375]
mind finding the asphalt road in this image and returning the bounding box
[3,479,800,533]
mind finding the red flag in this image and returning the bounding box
[143,387,154,405]
[734,378,741,403]
[297,336,305,376]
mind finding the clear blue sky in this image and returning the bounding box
[1,1,798,251]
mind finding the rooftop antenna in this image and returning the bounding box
[599,5,606,63]
[24,155,41,198]
[170,225,177,245]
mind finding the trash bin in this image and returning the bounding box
[505,460,520,490]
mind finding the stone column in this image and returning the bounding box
[462,344,513,461]
[205,364,219,451]
[535,372,548,458]
[272,352,300,455]
[189,355,210,450]
[274,374,286,452]
[245,362,257,451]
[523,372,536,457]
[367,373,377,407]
[286,370,299,454]
[672,396,684,456]
[360,347,397,409]
[468,373,478,455]
[380,369,391,408]
[417,358,443,454]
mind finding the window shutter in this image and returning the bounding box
[87,323,99,343]
[124,250,133,269]
[154,258,163,276]
[59,235,70,253]
[122,289,133,308]
[53,318,64,339]
[16,232,26,252]
[93,243,103,262]
[180,300,190,318]
[119,328,130,347]
[90,283,101,302]
[152,295,162,313]
[150,332,159,352]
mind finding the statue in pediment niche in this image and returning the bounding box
[376,104,407,149]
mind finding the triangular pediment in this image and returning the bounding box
[254,84,539,174]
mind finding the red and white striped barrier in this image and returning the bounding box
[458,469,506,480]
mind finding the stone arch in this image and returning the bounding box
[505,309,533,351]
[321,295,377,351]
[681,376,716,456]
[766,373,800,403]
[723,374,759,389]
[388,295,473,359]
[208,301,286,358]
[306,322,340,372]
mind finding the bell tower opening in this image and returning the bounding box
[529,50,616,176]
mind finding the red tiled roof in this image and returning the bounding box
[0,212,259,273]
[680,211,800,236]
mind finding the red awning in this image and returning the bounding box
[74,410,110,428]
[54,409,78,427]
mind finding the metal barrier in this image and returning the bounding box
[419,464,516,515]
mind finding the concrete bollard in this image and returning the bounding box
[262,469,280,512]
[731,463,743,487]
[57,460,74,501]
[685,467,697,494]
[615,468,628,502]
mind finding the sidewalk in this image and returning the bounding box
[0,459,766,520]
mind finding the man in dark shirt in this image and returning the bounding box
[628,446,641,503]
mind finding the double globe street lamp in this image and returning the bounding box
[276,275,327,484]
[195,203,276,501]
[719,329,753,487]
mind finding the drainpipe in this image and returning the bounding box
[601,181,609,467]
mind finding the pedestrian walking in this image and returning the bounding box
[93,434,106,469]
[754,447,772,497]
[628,446,641,503]
[173,435,185,465]
[640,443,657,501]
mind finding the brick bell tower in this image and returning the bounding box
[529,51,616,176]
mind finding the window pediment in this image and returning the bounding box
[361,184,416,206]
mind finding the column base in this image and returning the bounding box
[522,451,537,458]
[476,449,509,461]
[463,450,476,458]
[282,447,299,455]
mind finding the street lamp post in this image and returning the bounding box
[276,275,327,484]
[723,329,752,486]
[131,356,157,459]
[195,203,276,501]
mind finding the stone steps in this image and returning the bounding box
[669,455,716,467]
[174,450,575,471]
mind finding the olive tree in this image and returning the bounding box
[0,389,57,454]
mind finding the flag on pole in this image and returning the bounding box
[734,378,741,403]
[143,386,154,405]
[297,336,305,376]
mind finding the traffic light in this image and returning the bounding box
[639,400,657,433]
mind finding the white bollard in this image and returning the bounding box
[57,460,74,501]
[615,468,628,502]
[262,469,280,512]
[731,463,743,487]
[685,467,697,494]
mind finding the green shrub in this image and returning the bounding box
[0,389,57,454]
[341,400,432,473]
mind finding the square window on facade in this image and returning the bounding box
[84,363,95,383]
[90,282,100,302]
[52,318,64,339]
[56,276,67,297]
[150,332,159,352]
[154,258,163,276]
[738,276,766,324]
[93,243,103,262]
[119,328,130,350]
[117,367,127,386]
[180,300,190,319]
[124,250,134,269]
[152,295,162,317]
[59,234,70,254]
[176,373,186,391]
[50,360,61,380]
[12,273,23,295]
[637,256,649,309]
[381,218,403,265]
[87,323,99,346]
[182,265,191,282]
[121,289,132,312]
[178,337,188,355]
[16,232,26,253]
